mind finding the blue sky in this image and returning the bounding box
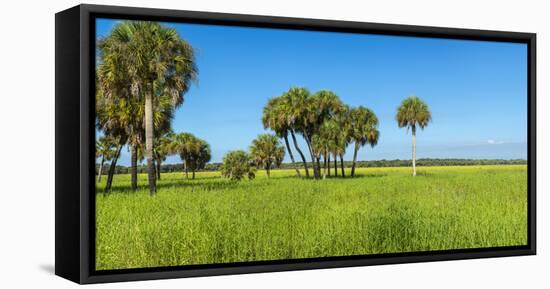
[96,18,527,165]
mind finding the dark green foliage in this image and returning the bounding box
[249,134,285,178]
[220,150,256,181]
[169,133,211,179]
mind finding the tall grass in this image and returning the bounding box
[96,165,527,270]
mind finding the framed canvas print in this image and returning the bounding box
[55,4,536,284]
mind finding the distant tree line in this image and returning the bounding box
[96,158,526,175]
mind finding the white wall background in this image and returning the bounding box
[0,0,546,287]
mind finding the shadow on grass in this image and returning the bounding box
[156,178,242,191]
[345,173,388,179]
[245,172,389,180]
[99,177,241,195]
[97,171,397,195]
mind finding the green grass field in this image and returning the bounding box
[95,165,527,270]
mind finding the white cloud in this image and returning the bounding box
[487,139,504,145]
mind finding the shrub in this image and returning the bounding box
[220,150,256,181]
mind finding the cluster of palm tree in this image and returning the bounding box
[96,131,212,187]
[262,87,380,179]
[95,21,197,194]
[169,132,212,179]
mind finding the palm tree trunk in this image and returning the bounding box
[97,157,104,183]
[327,154,331,177]
[284,134,301,177]
[291,130,309,177]
[317,155,321,178]
[145,91,156,195]
[183,160,188,179]
[304,134,319,179]
[339,154,345,177]
[316,154,322,179]
[412,125,417,176]
[351,142,360,177]
[322,153,327,179]
[305,135,318,179]
[156,159,162,180]
[317,153,323,179]
[333,153,338,177]
[105,142,123,194]
[130,144,138,191]
[152,158,157,187]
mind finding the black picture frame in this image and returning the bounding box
[55,4,536,284]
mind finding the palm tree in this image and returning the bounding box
[153,132,174,180]
[262,96,301,177]
[97,26,141,190]
[95,136,116,182]
[169,133,211,179]
[195,140,212,178]
[170,132,195,179]
[396,96,432,176]
[308,90,345,178]
[310,134,323,179]
[349,106,380,177]
[313,123,334,179]
[187,138,211,179]
[103,139,125,193]
[319,119,341,178]
[334,106,351,177]
[98,21,197,195]
[250,134,285,178]
[282,88,312,177]
[97,70,176,191]
[148,95,177,184]
[95,88,133,193]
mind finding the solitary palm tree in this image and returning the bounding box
[98,21,197,195]
[396,96,432,176]
[249,134,285,178]
[349,106,379,177]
